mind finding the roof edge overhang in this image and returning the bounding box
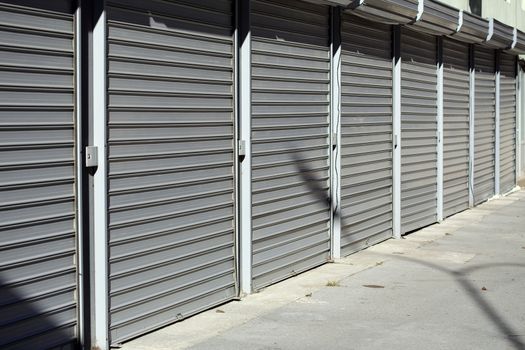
[408,0,459,36]
[303,0,352,6]
[345,0,419,25]
[504,28,525,55]
[481,18,514,49]
[448,10,488,43]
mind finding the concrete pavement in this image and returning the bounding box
[123,189,525,350]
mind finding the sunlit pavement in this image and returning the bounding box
[123,189,525,350]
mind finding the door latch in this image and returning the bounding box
[238,140,246,157]
[85,146,98,168]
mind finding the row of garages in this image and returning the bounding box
[0,0,524,349]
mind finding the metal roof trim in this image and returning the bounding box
[482,18,514,49]
[345,0,419,25]
[303,0,352,6]
[504,28,525,55]
[408,0,460,36]
[449,10,488,43]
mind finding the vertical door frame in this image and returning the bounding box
[232,0,240,298]
[468,44,475,207]
[517,59,523,183]
[495,50,501,195]
[237,0,252,295]
[436,37,444,222]
[392,25,402,239]
[91,0,109,348]
[330,7,342,259]
[74,1,85,347]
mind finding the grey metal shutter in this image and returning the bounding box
[251,0,331,290]
[340,14,393,255]
[442,38,470,218]
[473,46,496,204]
[499,52,516,193]
[106,0,237,344]
[0,1,79,349]
[400,28,438,234]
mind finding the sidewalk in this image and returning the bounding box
[123,190,525,350]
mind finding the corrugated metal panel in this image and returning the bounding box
[347,0,419,25]
[450,10,488,44]
[340,14,393,254]
[442,38,469,218]
[410,0,459,36]
[473,46,495,204]
[106,0,237,344]
[400,28,438,234]
[499,52,516,193]
[483,18,514,50]
[0,2,78,349]
[251,0,331,290]
[506,28,525,55]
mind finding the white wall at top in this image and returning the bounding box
[439,0,525,31]
[482,0,525,31]
[438,0,469,11]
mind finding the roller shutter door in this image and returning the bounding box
[251,0,331,290]
[106,1,237,344]
[473,46,495,204]
[0,2,79,349]
[340,14,393,255]
[442,38,470,218]
[499,53,516,194]
[400,28,438,234]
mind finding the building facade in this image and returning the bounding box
[0,0,524,349]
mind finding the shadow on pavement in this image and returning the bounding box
[382,254,525,350]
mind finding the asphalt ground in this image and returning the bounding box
[124,189,525,350]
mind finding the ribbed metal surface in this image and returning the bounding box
[451,11,488,44]
[499,53,516,193]
[483,18,514,50]
[251,0,331,290]
[347,0,419,25]
[400,28,438,234]
[473,46,495,204]
[506,28,525,55]
[0,2,78,349]
[410,0,459,36]
[442,38,469,218]
[340,14,393,255]
[106,0,237,344]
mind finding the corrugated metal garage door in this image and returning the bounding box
[442,38,470,218]
[340,14,393,254]
[473,46,495,204]
[251,0,331,290]
[106,0,237,344]
[400,28,438,234]
[499,52,516,193]
[0,1,79,349]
